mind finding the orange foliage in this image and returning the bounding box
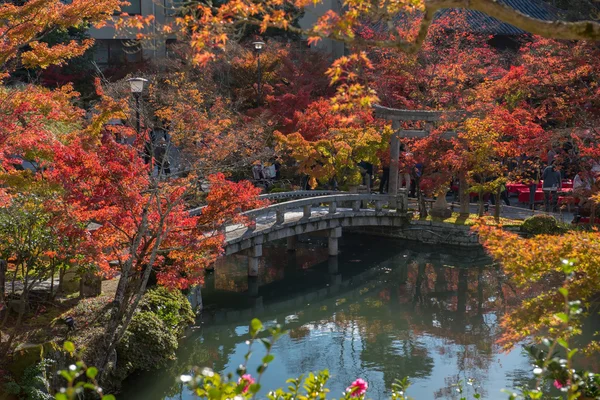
[0,0,122,76]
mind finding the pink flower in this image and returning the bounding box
[238,374,255,393]
[347,378,368,397]
[554,379,569,389]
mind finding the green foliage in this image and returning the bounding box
[139,286,195,335]
[521,214,563,235]
[53,341,114,400]
[501,266,599,400]
[116,311,179,376]
[0,193,53,265]
[110,288,194,380]
[268,187,288,194]
[3,359,54,400]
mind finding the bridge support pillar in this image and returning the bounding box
[328,256,338,274]
[328,257,342,287]
[248,276,259,297]
[248,244,262,277]
[328,227,342,256]
[203,267,216,292]
[287,235,297,252]
[285,251,297,277]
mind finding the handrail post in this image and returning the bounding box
[246,215,256,234]
[352,200,360,212]
[276,209,285,224]
[329,201,337,214]
[303,204,311,219]
[398,190,408,213]
[375,199,383,212]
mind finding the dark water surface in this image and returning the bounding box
[122,234,539,399]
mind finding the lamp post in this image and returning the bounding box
[127,77,148,134]
[252,41,265,105]
[127,77,149,166]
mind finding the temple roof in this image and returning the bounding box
[438,0,564,35]
[367,0,565,36]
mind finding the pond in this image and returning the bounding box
[122,234,539,399]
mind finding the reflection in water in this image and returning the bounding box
[122,235,537,400]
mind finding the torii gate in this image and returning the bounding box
[372,104,467,214]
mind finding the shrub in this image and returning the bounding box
[521,214,562,235]
[139,287,195,335]
[116,311,178,377]
[3,360,54,400]
[268,187,288,193]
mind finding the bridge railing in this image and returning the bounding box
[241,191,408,229]
[258,190,347,201]
[189,190,348,216]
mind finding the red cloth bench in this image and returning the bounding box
[558,196,579,205]
[507,183,529,194]
[518,189,544,203]
[558,196,579,212]
[576,217,600,224]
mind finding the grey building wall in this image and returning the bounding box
[89,0,345,66]
[88,0,174,64]
[297,0,346,59]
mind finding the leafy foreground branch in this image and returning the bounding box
[52,267,599,400]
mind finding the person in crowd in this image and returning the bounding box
[378,149,390,194]
[542,161,562,212]
[573,169,592,210]
[547,147,557,165]
[300,174,310,190]
[252,161,264,181]
[399,150,413,193]
[143,140,153,165]
[263,162,276,179]
[154,138,171,176]
[358,161,374,191]
[591,159,600,175]
[274,158,282,180]
[410,162,423,198]
[522,155,541,210]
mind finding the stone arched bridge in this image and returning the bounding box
[192,191,409,277]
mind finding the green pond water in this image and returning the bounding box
[122,234,563,399]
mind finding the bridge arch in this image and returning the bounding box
[214,192,409,277]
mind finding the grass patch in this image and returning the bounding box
[415,212,523,227]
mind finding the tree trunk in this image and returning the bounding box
[478,190,485,217]
[494,187,501,222]
[459,172,469,216]
[416,178,427,218]
[99,209,150,376]
[113,234,164,346]
[0,259,6,306]
[49,263,55,300]
[58,265,66,293]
